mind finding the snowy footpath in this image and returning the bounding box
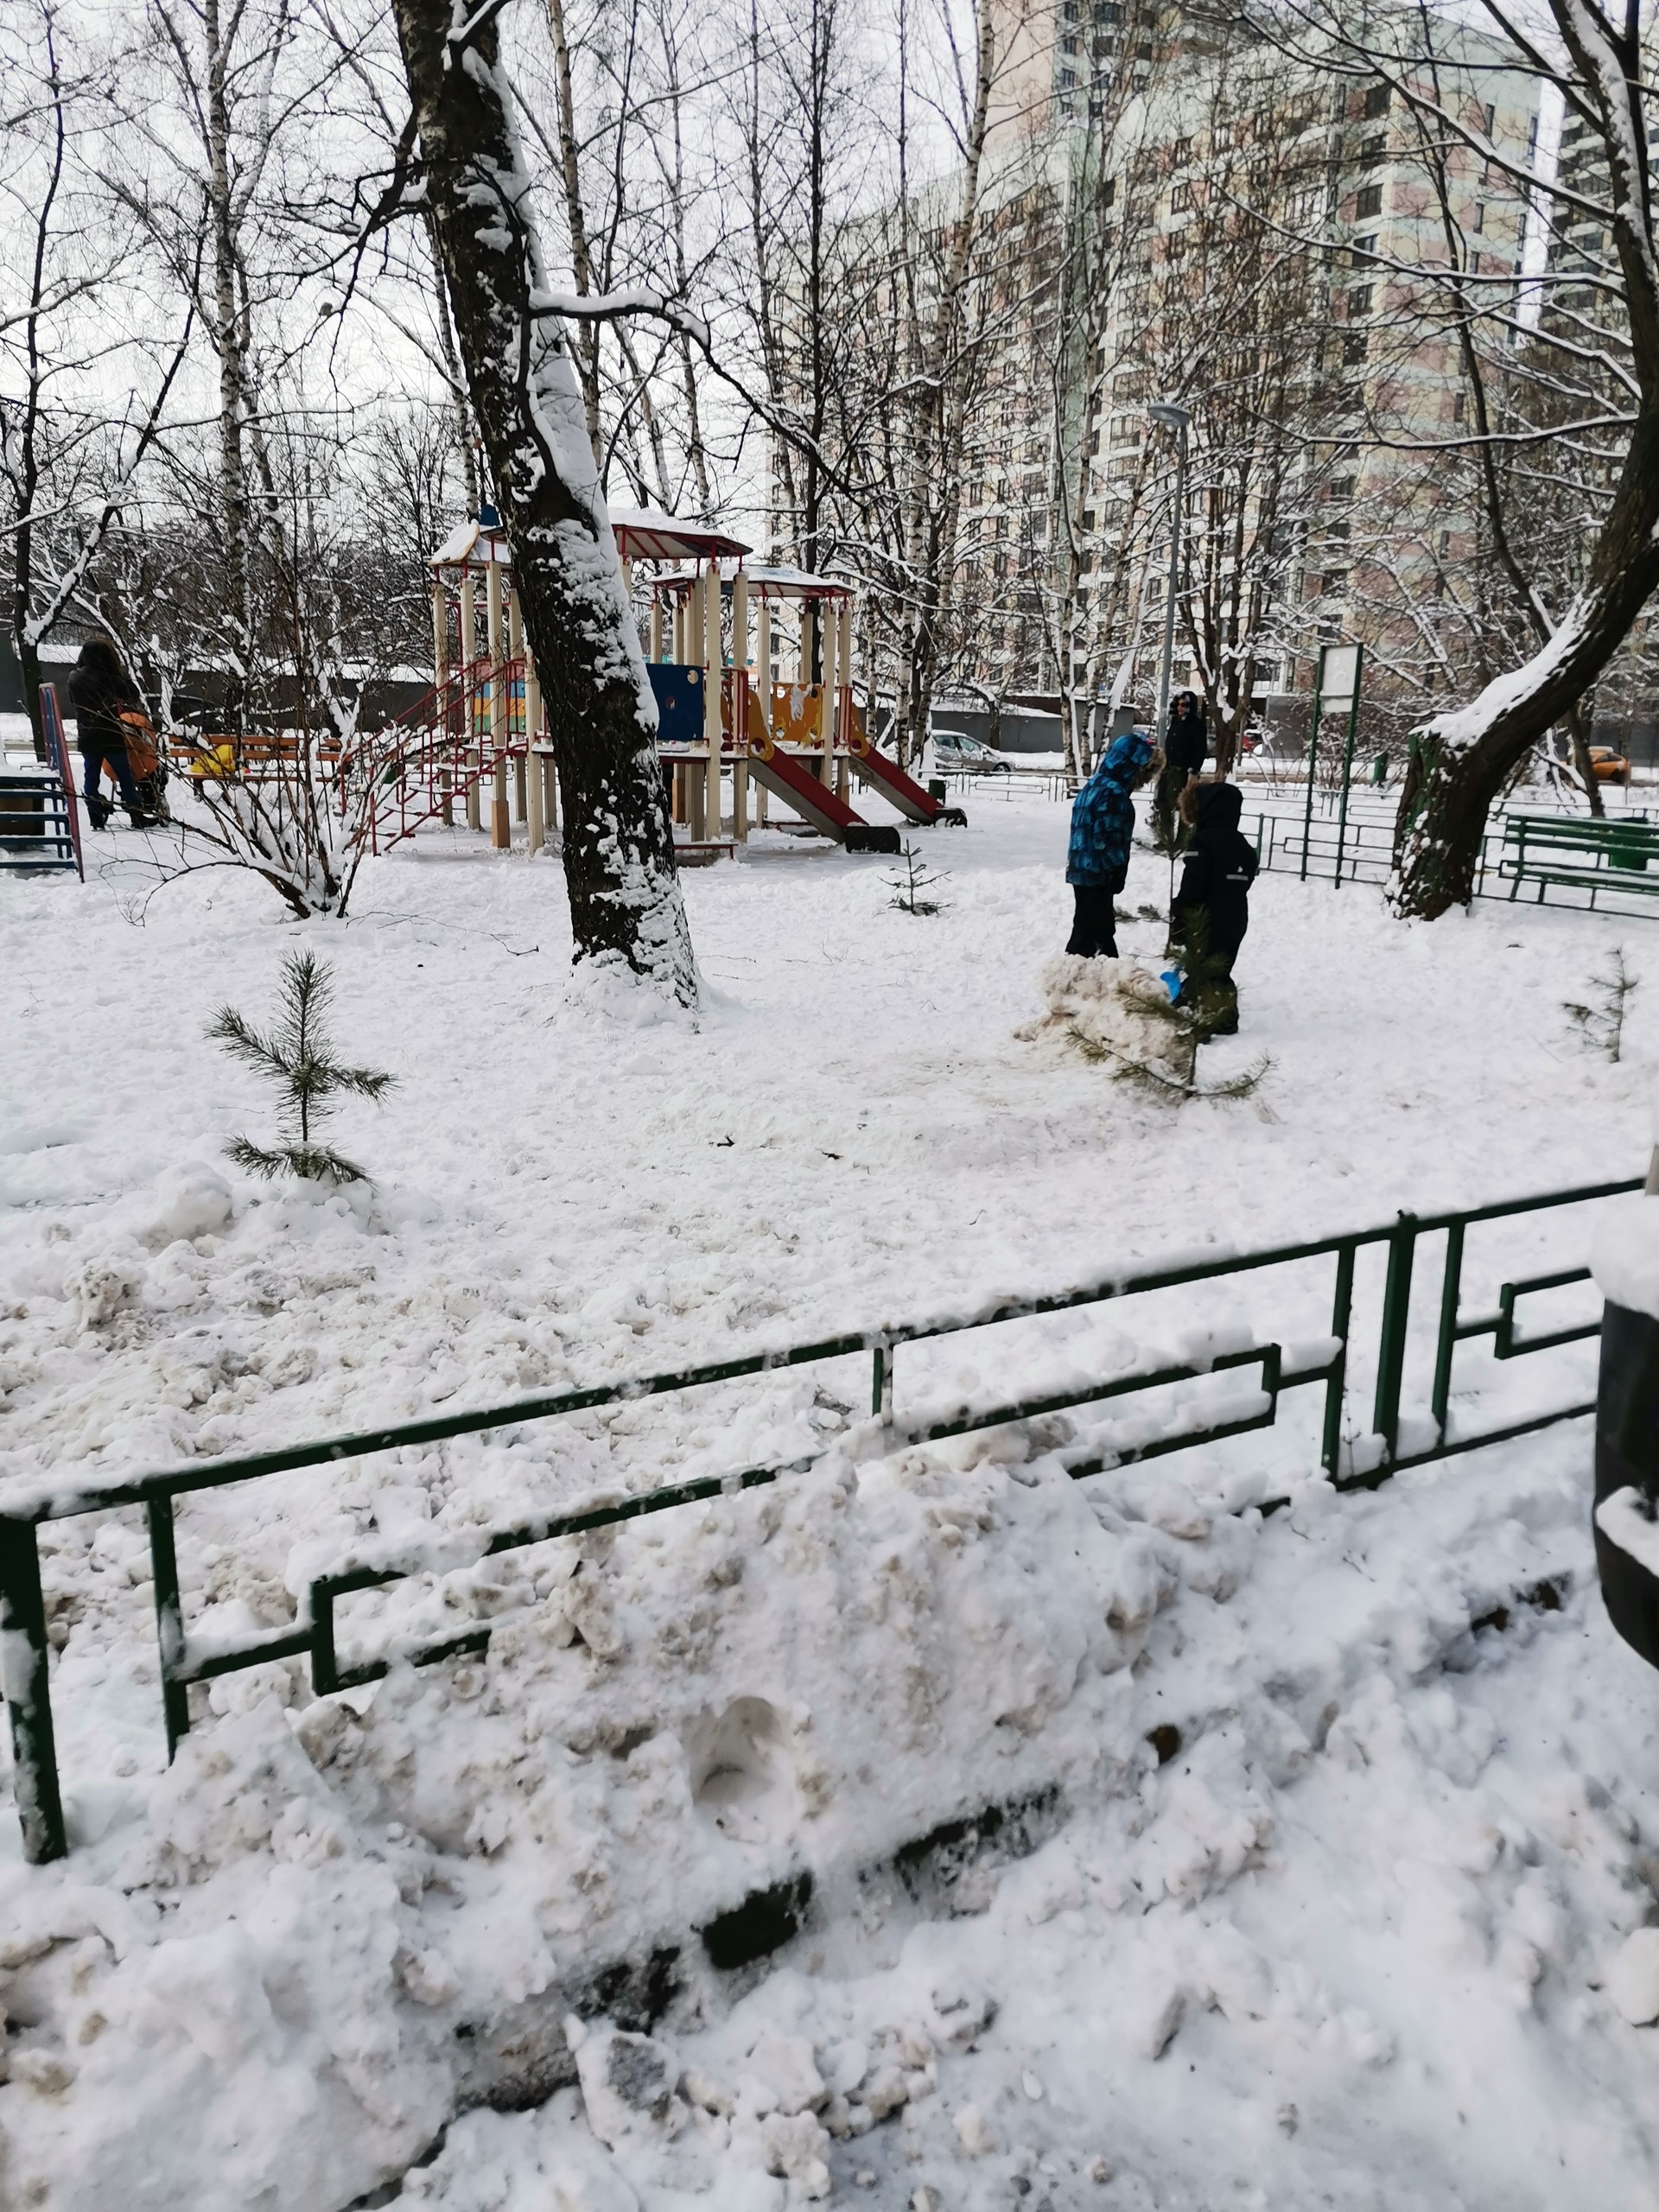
[3,789,1659,2209]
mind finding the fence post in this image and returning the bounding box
[1373,1214,1418,1464]
[871,1339,893,1424]
[1431,1219,1465,1438]
[1300,677,1325,883]
[0,1516,68,1865]
[147,1495,192,1759]
[1322,1243,1356,1474]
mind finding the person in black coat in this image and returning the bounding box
[1153,690,1208,850]
[1170,778,1258,1036]
[67,635,148,828]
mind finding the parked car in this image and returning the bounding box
[1590,746,1631,784]
[931,730,1014,775]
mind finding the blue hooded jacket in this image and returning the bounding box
[1067,732,1154,887]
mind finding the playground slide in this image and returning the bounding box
[748,743,899,849]
[850,740,948,825]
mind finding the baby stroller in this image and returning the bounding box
[99,709,169,826]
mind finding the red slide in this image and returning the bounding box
[748,744,898,851]
[850,740,949,824]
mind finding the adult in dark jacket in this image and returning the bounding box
[67,636,147,828]
[1154,690,1208,851]
[1065,730,1162,957]
[1170,778,1258,1035]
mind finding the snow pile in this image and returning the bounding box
[1021,953,1193,1087]
[6,1432,1659,2210]
[1594,1189,1659,1322]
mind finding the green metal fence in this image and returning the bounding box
[1,1174,1637,1866]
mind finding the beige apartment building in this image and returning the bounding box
[922,3,1547,742]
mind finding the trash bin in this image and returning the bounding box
[1594,1299,1659,1671]
[1370,752,1389,785]
[928,777,947,803]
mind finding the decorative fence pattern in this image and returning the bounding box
[1,1176,1636,1865]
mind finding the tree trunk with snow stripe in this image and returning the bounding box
[1393,410,1659,912]
[1390,0,1659,917]
[390,0,695,1001]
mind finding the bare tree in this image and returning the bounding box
[389,0,696,998]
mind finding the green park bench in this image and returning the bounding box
[1499,811,1659,906]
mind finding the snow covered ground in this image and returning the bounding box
[3,780,1658,2209]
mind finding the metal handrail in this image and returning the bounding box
[1,1173,1637,1865]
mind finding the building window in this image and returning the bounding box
[1349,284,1373,316]
[1352,233,1377,264]
[1323,569,1350,597]
[1328,476,1356,500]
[1171,181,1192,212]
[1355,182,1383,219]
[1360,134,1386,168]
[1342,330,1368,365]
[1103,176,1116,207]
[1058,64,1076,87]
[1173,136,1192,165]
[1453,391,1466,422]
[1363,81,1390,118]
[1483,101,1496,136]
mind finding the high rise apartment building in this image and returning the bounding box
[943,3,1544,725]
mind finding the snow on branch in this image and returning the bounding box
[529,284,711,351]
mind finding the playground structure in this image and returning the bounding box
[632,524,954,855]
[345,505,957,863]
[19,506,959,871]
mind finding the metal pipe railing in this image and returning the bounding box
[1,1173,1637,1865]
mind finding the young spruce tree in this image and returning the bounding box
[210,949,394,1183]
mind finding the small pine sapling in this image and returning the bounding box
[889,840,948,916]
[1564,947,1637,1062]
[210,948,395,1182]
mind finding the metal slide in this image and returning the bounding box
[747,742,899,850]
[849,738,950,824]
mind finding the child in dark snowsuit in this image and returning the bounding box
[1065,732,1162,957]
[1170,779,1258,1035]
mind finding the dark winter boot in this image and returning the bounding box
[86,797,111,830]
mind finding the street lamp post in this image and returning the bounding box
[1148,401,1192,745]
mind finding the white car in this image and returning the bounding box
[931,730,1014,775]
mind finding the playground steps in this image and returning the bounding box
[0,770,79,874]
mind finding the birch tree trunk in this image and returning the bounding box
[391,0,694,1001]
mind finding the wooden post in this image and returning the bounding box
[819,594,837,788]
[461,566,480,832]
[732,571,750,842]
[686,575,704,838]
[837,594,855,801]
[507,584,527,824]
[433,577,453,827]
[487,558,510,848]
[650,595,664,663]
[756,597,772,826]
[703,565,723,838]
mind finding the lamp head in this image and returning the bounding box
[1147,402,1192,432]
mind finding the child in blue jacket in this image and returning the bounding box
[1065,731,1162,957]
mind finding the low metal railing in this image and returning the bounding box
[1,1175,1636,1865]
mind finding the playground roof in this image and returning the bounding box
[736,564,855,601]
[429,515,511,569]
[610,508,752,563]
[651,563,856,601]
